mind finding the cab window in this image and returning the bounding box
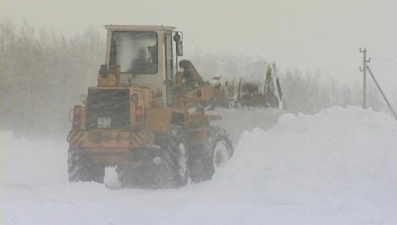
[110,31,158,74]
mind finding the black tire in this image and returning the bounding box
[171,125,189,187]
[68,148,105,183]
[115,150,175,189]
[116,125,189,189]
[189,126,233,183]
[156,124,189,188]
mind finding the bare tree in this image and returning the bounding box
[280,70,363,114]
[1,18,105,139]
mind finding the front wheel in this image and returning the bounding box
[189,126,233,183]
[169,125,189,187]
[212,139,232,169]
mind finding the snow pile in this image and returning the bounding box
[2,132,68,186]
[2,106,397,225]
[207,106,397,224]
[214,106,397,194]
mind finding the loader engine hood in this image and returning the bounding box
[86,88,130,129]
[85,87,152,130]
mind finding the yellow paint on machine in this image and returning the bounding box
[68,130,155,149]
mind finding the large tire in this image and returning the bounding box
[116,125,189,189]
[115,150,175,189]
[167,125,189,187]
[189,126,233,183]
[68,148,105,183]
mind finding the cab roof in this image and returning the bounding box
[104,25,176,32]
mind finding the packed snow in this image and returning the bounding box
[2,106,397,225]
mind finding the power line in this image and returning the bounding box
[371,62,396,68]
[369,68,397,73]
[371,57,397,66]
[371,56,397,61]
[368,49,397,55]
[381,55,397,61]
[368,40,397,49]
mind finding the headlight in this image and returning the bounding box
[130,94,139,103]
[80,94,87,103]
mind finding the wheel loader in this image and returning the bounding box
[67,25,235,188]
[67,25,284,189]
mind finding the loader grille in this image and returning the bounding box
[86,89,130,129]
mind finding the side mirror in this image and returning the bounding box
[173,32,183,56]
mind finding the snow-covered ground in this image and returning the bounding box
[2,106,397,225]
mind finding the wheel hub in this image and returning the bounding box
[178,143,187,178]
[213,140,230,168]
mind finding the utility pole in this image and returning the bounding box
[360,48,370,109]
[359,49,397,120]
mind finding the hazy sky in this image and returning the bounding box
[3,0,397,96]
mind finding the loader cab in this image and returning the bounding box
[104,25,182,107]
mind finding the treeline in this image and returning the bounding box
[280,70,383,114]
[1,19,105,139]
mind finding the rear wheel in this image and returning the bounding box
[189,126,233,183]
[68,148,105,183]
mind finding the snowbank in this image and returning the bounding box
[2,132,68,186]
[2,106,397,225]
[215,106,397,191]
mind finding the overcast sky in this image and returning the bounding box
[3,0,397,97]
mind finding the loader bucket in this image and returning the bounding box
[210,62,285,110]
[185,54,285,110]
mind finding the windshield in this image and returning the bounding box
[110,31,158,74]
